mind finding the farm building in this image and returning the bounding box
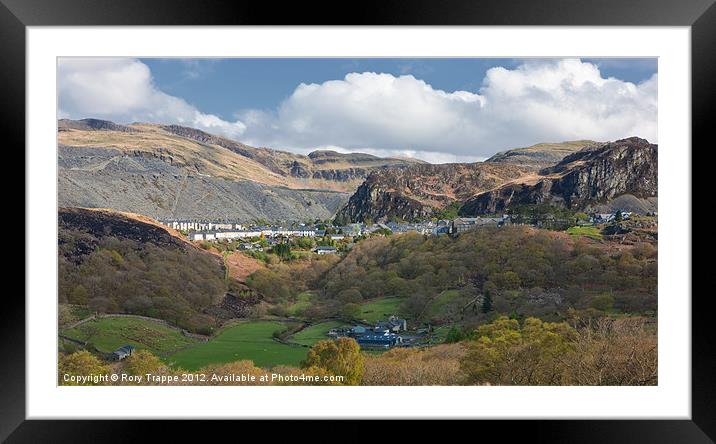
[375,315,407,332]
[351,326,367,335]
[110,345,136,361]
[356,331,403,348]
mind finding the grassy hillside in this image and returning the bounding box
[62,317,199,355]
[168,321,307,370]
[58,207,227,333]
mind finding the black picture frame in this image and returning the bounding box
[3,0,711,440]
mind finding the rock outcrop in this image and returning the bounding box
[460,137,657,215]
[335,162,529,222]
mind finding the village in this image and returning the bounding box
[160,210,638,253]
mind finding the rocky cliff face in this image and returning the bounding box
[335,162,529,222]
[460,137,658,215]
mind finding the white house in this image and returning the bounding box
[314,246,338,255]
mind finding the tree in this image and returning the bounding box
[123,349,164,377]
[460,316,576,385]
[489,271,521,290]
[273,242,292,260]
[59,350,109,386]
[301,337,365,385]
[69,284,89,305]
[362,344,465,385]
[341,302,360,319]
[88,296,113,314]
[444,326,467,343]
[292,236,315,250]
[562,317,657,385]
[590,293,615,312]
[435,202,461,220]
[58,304,77,327]
[337,288,363,304]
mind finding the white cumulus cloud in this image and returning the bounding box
[58,58,657,162]
[239,60,656,160]
[475,59,657,151]
[58,58,246,139]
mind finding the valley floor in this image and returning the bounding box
[58,220,658,386]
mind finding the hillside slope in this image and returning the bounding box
[160,123,422,186]
[58,119,420,221]
[58,207,227,332]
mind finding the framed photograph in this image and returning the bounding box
[6,0,711,439]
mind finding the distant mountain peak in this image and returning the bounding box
[485,140,598,170]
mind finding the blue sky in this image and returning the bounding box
[58,57,658,163]
[141,58,657,122]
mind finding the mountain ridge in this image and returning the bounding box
[58,119,656,223]
[57,119,422,221]
[336,137,657,222]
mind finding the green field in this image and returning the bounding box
[167,321,308,370]
[62,317,199,356]
[289,321,349,346]
[357,297,404,323]
[566,225,603,240]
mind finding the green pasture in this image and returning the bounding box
[289,321,349,346]
[62,317,199,356]
[356,297,404,323]
[167,320,308,370]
